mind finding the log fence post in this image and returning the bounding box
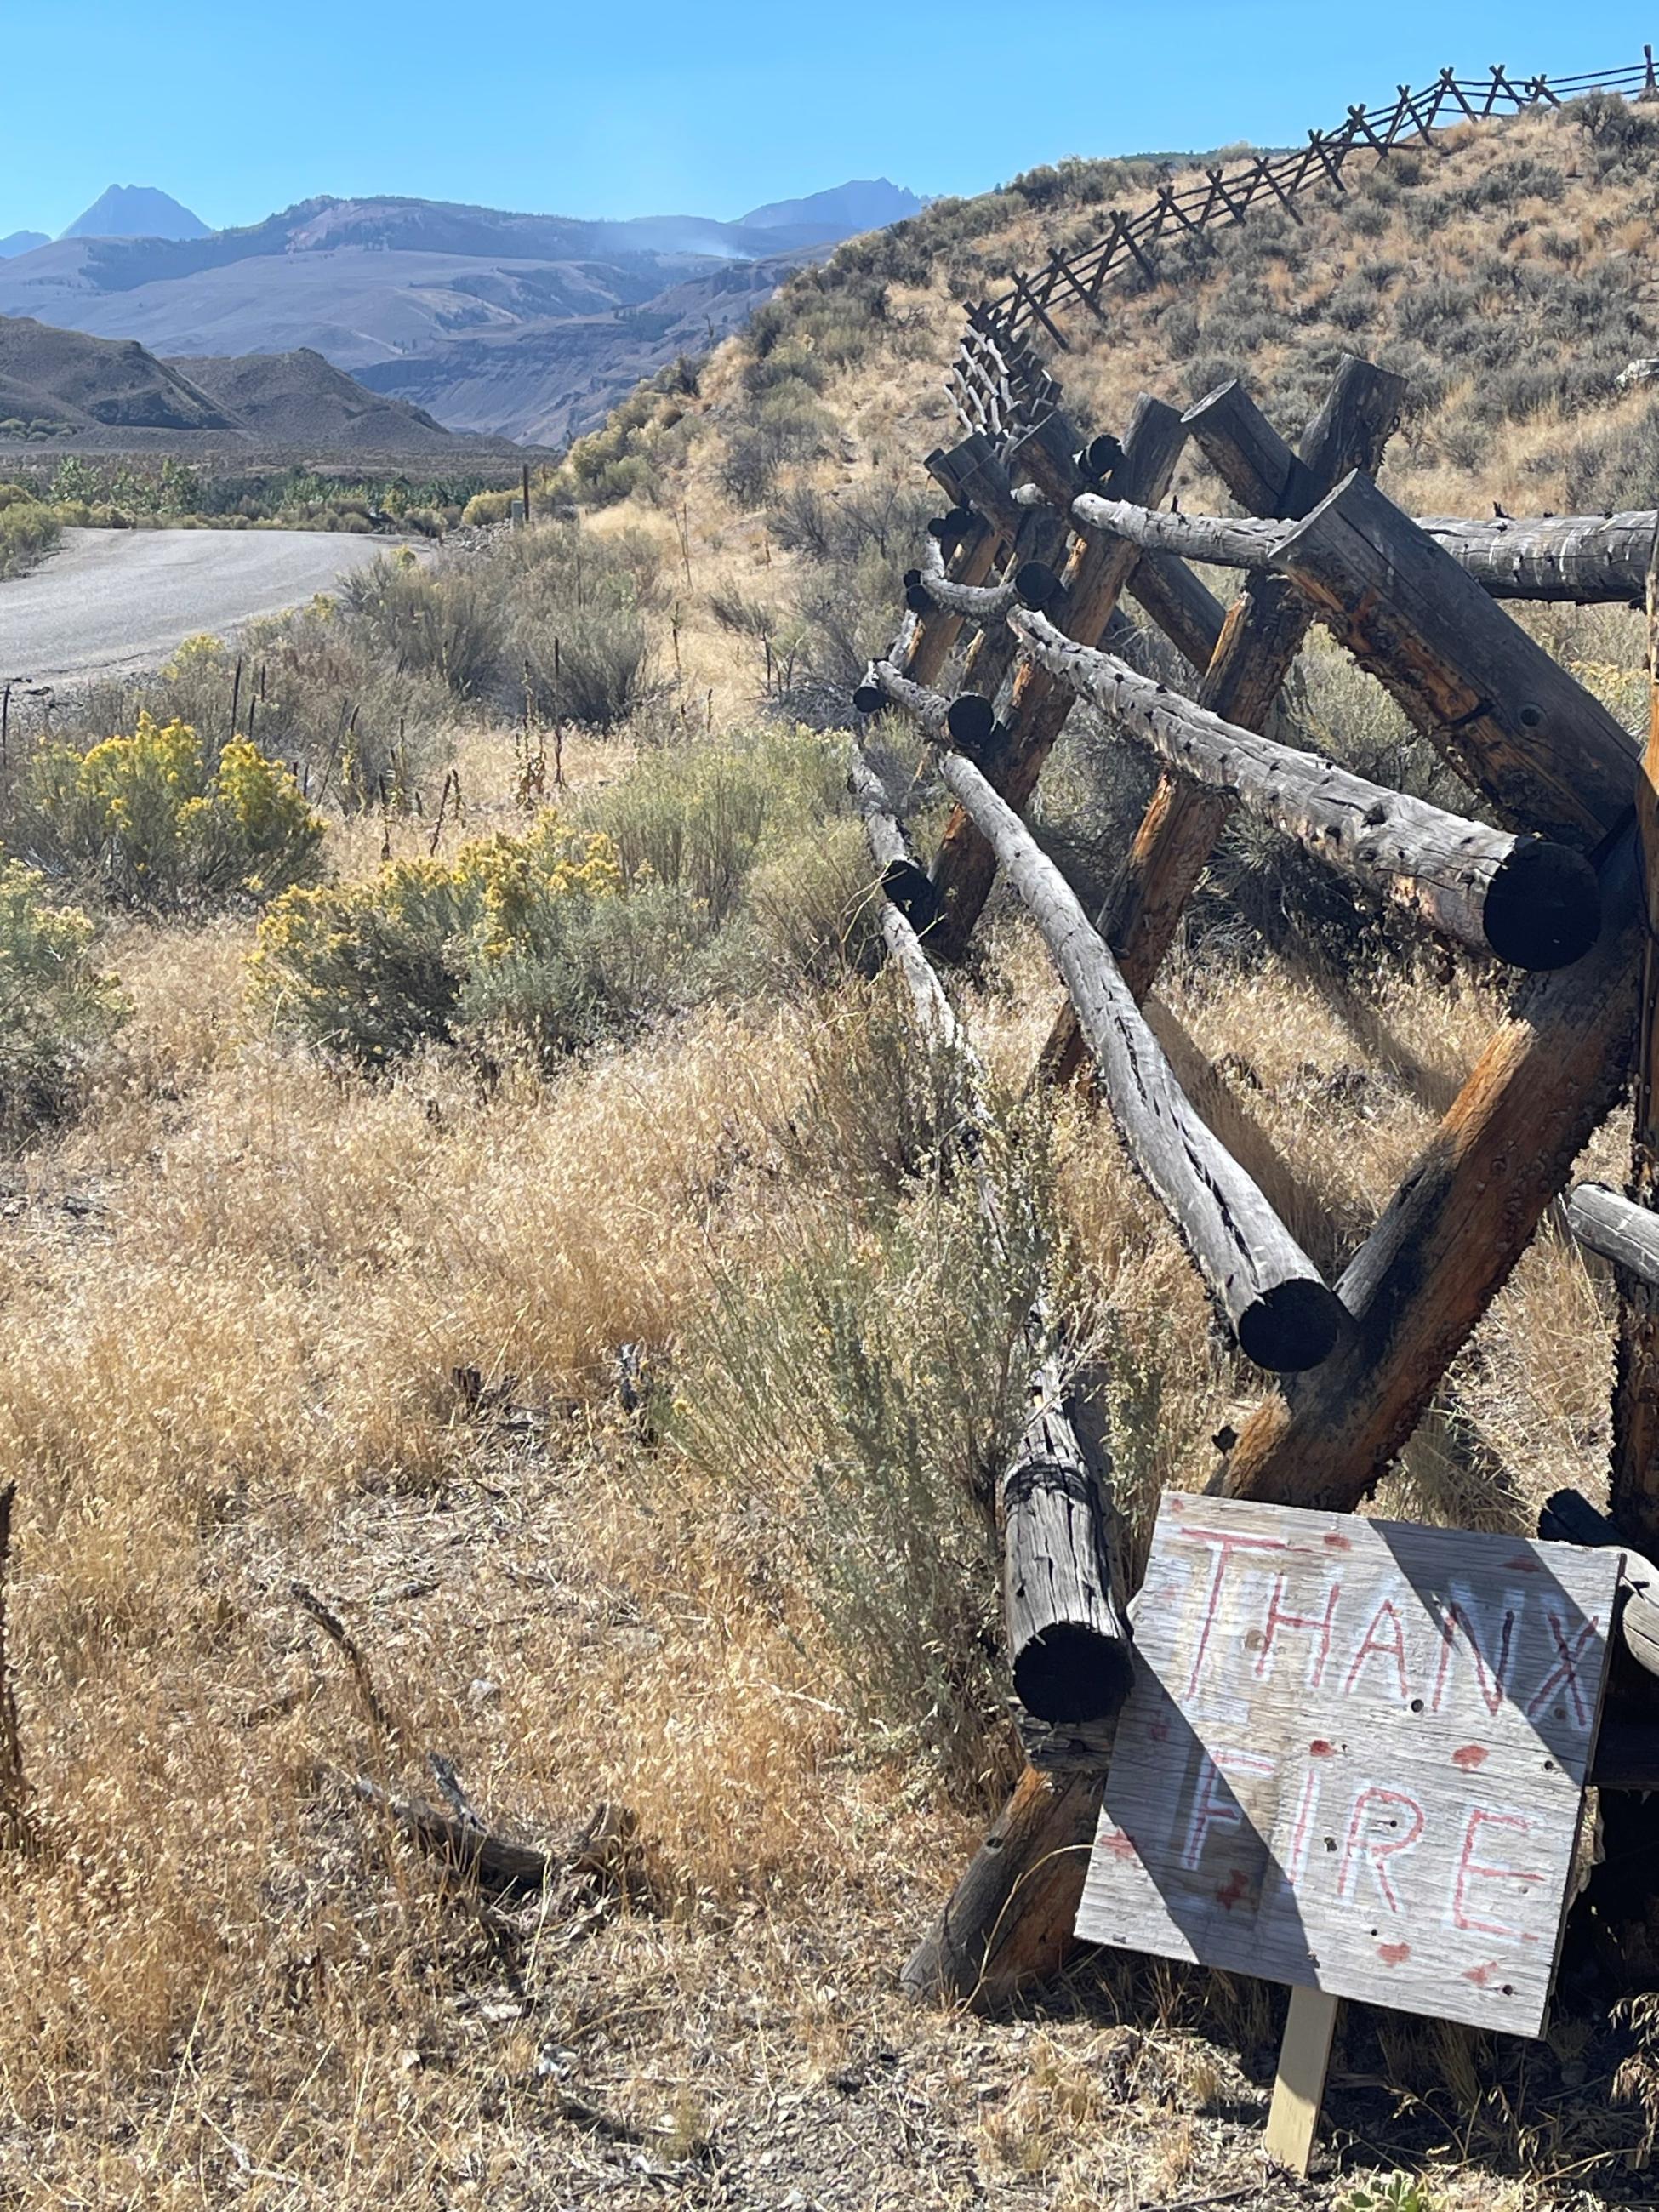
[1609,530,1659,1558]
[926,395,1189,961]
[1041,357,1406,1080]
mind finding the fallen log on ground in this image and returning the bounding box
[1009,607,1601,969]
[351,1772,553,1894]
[849,748,1132,1725]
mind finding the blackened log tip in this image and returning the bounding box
[1481,840,1602,970]
[945,693,998,750]
[881,856,942,936]
[1014,560,1066,612]
[1235,1277,1344,1374]
[1079,433,1126,482]
[1012,1623,1135,1725]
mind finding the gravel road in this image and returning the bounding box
[0,527,396,687]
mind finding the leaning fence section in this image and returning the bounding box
[947,51,1659,444]
[847,207,1659,2004]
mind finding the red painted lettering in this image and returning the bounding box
[1432,1591,1519,1717]
[1343,1598,1411,1704]
[1452,1807,1546,1939]
[1175,1525,1286,1696]
[1337,1785,1426,1913]
[1256,1574,1342,1689]
[1525,1611,1601,1729]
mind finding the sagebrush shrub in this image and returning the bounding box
[670,1016,1059,1799]
[16,713,323,909]
[250,824,634,1066]
[251,730,866,1066]
[0,863,124,1134]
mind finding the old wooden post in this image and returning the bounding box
[1610,531,1659,1558]
[926,396,1189,960]
[1043,362,1405,1083]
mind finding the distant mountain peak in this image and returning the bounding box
[738,179,924,235]
[0,231,48,260]
[61,186,211,242]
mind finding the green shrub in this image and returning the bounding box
[252,729,859,1066]
[670,1015,1057,1798]
[460,488,517,527]
[339,552,504,695]
[17,712,323,909]
[0,864,124,1137]
[579,727,845,923]
[1566,396,1659,510]
[717,381,835,508]
[250,825,653,1066]
[0,498,60,579]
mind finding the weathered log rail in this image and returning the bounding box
[1006,607,1602,969]
[863,657,1345,1374]
[1058,492,1659,612]
[842,322,1659,2010]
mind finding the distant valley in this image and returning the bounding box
[0,178,925,447]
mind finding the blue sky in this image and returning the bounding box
[4,0,1656,237]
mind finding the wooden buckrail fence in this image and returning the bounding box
[948,53,1659,443]
[848,277,1659,2004]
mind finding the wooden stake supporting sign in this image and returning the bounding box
[1075,1495,1619,2172]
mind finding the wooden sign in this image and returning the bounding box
[1076,1494,1619,2038]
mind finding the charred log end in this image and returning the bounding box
[904,584,935,613]
[945,692,1000,755]
[852,682,886,715]
[1079,434,1126,482]
[1015,561,1067,613]
[927,505,978,543]
[1482,839,1603,970]
[1236,1277,1344,1373]
[881,857,943,937]
[1012,1623,1135,1725]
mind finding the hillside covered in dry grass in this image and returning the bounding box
[3,84,1659,2212]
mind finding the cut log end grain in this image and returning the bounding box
[1235,1274,1346,1374]
[1481,838,1603,969]
[1012,1620,1135,1724]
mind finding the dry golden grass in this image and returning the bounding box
[8,91,1659,2212]
[0,833,1648,2203]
